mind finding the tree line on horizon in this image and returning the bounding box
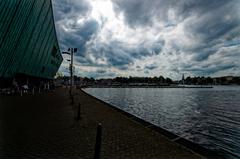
[183,76,240,85]
[57,75,240,85]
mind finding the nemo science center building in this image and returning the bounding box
[0,0,63,87]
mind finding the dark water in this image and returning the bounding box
[84,86,240,159]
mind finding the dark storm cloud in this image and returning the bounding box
[182,63,237,75]
[186,2,240,42]
[112,0,238,28]
[112,0,188,27]
[192,48,218,62]
[86,40,164,70]
[57,18,99,58]
[53,0,240,78]
[52,0,91,21]
[87,41,135,68]
[111,0,240,77]
[112,0,240,47]
[76,20,99,41]
[224,39,240,48]
[53,0,99,53]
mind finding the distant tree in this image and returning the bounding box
[165,78,173,84]
[90,77,95,82]
[232,77,240,85]
[237,77,240,85]
[206,77,213,84]
[192,77,198,84]
[185,76,191,84]
[220,77,227,84]
[153,76,158,83]
[159,76,165,83]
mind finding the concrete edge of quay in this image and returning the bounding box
[80,88,224,159]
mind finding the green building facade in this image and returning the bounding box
[0,0,62,80]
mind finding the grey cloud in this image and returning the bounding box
[192,48,218,62]
[112,0,188,28]
[145,63,158,70]
[85,39,164,70]
[76,20,99,41]
[186,3,240,42]
[144,70,150,74]
[112,0,240,54]
[96,69,107,74]
[178,60,239,76]
[53,0,98,53]
[57,18,99,56]
[224,39,240,48]
[53,0,240,79]
[112,0,238,28]
[151,40,165,55]
[87,41,134,68]
[52,0,91,21]
[83,70,117,79]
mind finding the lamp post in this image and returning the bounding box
[62,48,77,95]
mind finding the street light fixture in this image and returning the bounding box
[62,48,77,95]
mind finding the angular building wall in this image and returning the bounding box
[0,0,63,79]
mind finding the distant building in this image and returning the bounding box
[225,76,234,81]
[182,74,185,85]
[212,76,234,85]
[0,0,62,80]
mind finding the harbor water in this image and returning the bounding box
[84,86,240,159]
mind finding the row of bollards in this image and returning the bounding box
[94,123,102,159]
[77,103,81,121]
[70,95,81,121]
[71,95,74,105]
[69,92,102,159]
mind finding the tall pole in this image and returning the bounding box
[70,48,74,94]
[63,48,76,95]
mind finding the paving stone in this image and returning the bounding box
[0,88,204,159]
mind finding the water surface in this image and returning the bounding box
[84,86,240,159]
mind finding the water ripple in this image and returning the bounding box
[84,86,240,159]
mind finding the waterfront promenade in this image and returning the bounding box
[0,87,205,159]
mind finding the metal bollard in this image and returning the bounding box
[77,103,81,120]
[71,95,74,105]
[94,123,102,159]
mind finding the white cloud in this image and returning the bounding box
[53,0,240,79]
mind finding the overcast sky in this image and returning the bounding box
[52,0,240,79]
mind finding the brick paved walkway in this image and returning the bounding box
[0,88,204,159]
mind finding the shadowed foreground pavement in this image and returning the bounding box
[0,88,204,159]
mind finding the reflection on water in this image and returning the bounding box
[84,86,240,159]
